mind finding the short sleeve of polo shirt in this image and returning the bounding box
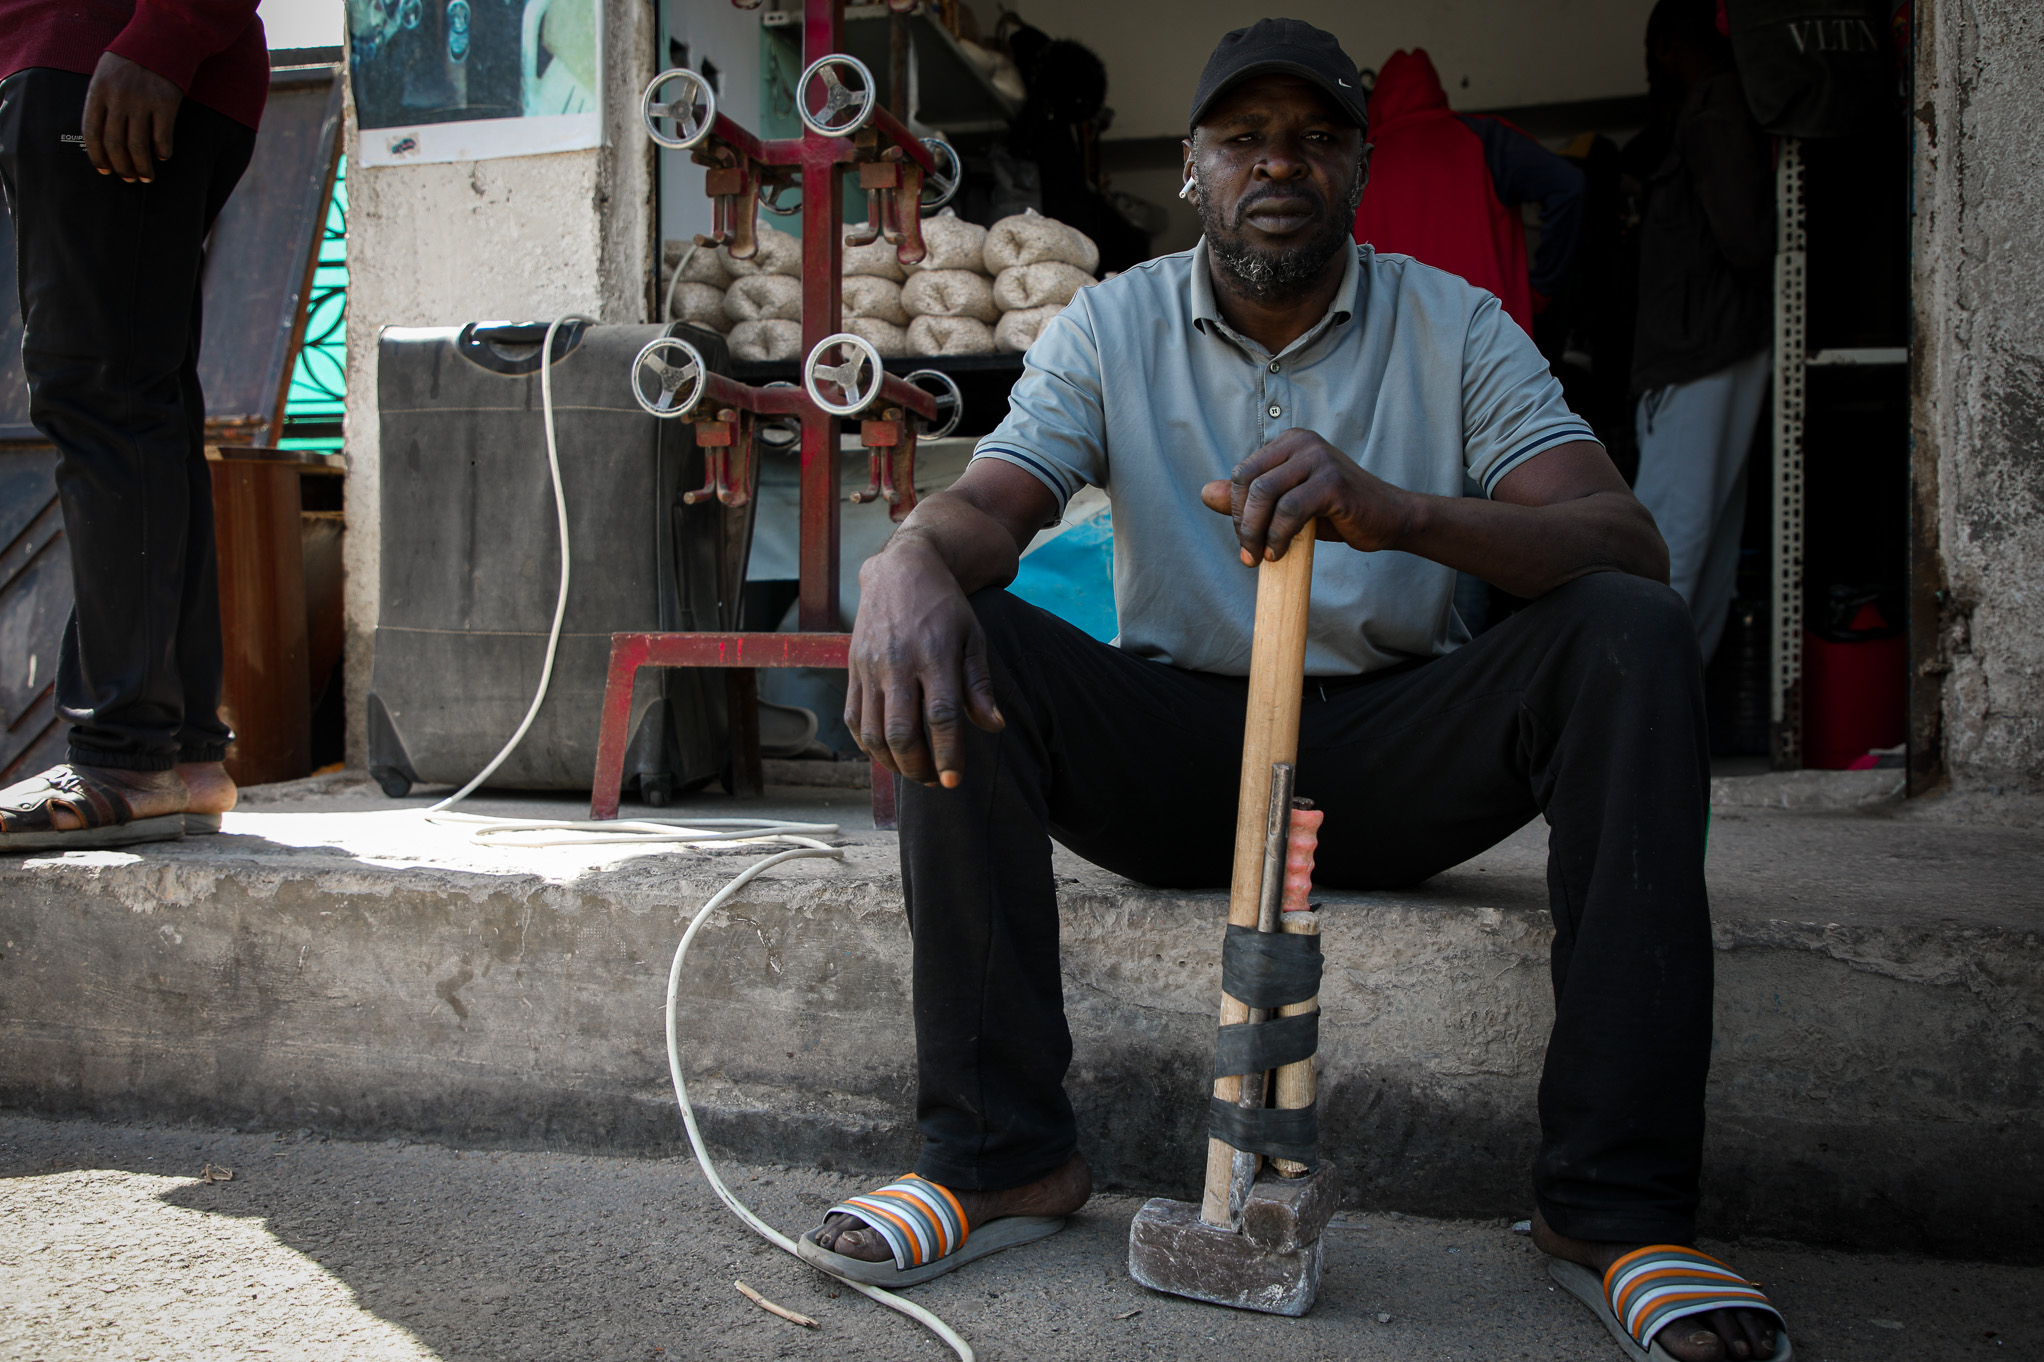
[1459,291,1599,497]
[971,302,1105,515]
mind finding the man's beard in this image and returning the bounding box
[1196,162,1364,306]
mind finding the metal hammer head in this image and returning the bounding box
[1126,1161,1340,1316]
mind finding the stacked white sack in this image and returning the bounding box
[984,207,1100,274]
[728,319,803,364]
[890,208,996,355]
[841,231,914,356]
[983,209,1100,353]
[718,224,803,279]
[724,274,803,326]
[902,207,990,274]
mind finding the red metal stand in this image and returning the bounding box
[595,0,937,826]
[588,631,893,827]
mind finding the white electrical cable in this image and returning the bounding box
[427,312,592,814]
[662,242,701,323]
[418,314,978,1358]
[664,848,978,1362]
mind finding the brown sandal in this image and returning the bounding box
[0,765,186,853]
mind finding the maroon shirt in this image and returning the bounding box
[1,0,267,128]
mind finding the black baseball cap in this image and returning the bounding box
[1188,19,1369,133]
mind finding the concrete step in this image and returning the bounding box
[2,775,2038,1263]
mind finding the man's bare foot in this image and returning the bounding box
[36,764,187,829]
[177,762,238,817]
[812,1151,1092,1263]
[1532,1210,1779,1361]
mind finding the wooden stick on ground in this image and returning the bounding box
[734,1279,820,1329]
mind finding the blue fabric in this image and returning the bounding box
[1007,509,1118,644]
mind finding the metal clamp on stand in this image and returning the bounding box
[642,66,771,261]
[801,55,958,269]
[803,335,955,522]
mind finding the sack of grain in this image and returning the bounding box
[994,303,1064,354]
[842,275,909,326]
[905,207,990,275]
[728,318,804,364]
[842,235,907,282]
[993,261,1091,313]
[719,224,802,278]
[902,269,999,323]
[723,274,803,324]
[907,314,995,357]
[668,281,731,333]
[663,239,732,288]
[845,315,908,359]
[983,207,1100,275]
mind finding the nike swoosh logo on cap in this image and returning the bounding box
[1338,79,1352,87]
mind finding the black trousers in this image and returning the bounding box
[898,571,1714,1245]
[0,68,255,771]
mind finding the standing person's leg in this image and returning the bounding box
[811,589,1247,1265]
[0,71,254,843]
[1685,348,1770,661]
[172,116,256,822]
[1631,347,1771,662]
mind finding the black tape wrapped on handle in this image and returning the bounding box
[1208,1097,1319,1166]
[1221,923,1322,1010]
[1212,1011,1319,1078]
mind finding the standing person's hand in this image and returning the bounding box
[83,53,183,183]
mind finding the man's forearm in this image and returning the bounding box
[1395,489,1669,599]
[862,488,1024,598]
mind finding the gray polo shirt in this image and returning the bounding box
[973,240,1598,677]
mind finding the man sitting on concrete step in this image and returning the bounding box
[804,20,1787,1362]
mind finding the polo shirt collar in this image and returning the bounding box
[1188,236,1365,358]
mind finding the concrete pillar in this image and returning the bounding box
[1913,0,2044,791]
[339,0,657,769]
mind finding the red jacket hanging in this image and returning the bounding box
[1353,49,1573,335]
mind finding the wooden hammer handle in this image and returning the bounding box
[1201,524,1315,1225]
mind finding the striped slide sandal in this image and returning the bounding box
[796,1174,1065,1288]
[1549,1245,1791,1361]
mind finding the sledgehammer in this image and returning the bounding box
[1127,522,1340,1316]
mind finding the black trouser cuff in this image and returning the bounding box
[914,1143,1076,1196]
[177,744,228,764]
[67,744,177,773]
[1535,1194,1696,1248]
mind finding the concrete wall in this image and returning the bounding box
[1914,0,2044,791]
[1015,0,1653,142]
[340,0,658,768]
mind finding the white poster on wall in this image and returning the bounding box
[348,0,602,166]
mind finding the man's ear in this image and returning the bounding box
[1180,136,1198,204]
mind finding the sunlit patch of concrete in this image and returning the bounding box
[0,1167,441,1361]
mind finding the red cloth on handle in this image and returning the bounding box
[1,0,267,129]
